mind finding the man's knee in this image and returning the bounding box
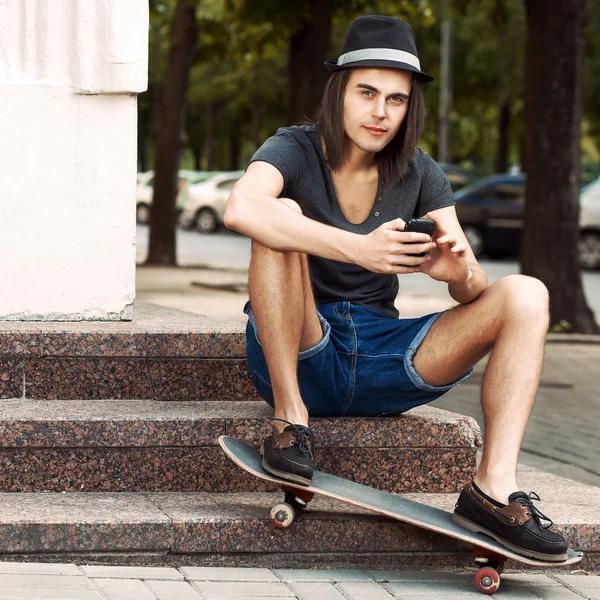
[495,274,549,324]
[280,199,302,214]
[251,199,302,256]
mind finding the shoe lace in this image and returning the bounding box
[518,492,553,529]
[267,417,313,453]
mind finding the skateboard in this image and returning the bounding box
[219,435,582,595]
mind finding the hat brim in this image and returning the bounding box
[324,59,434,83]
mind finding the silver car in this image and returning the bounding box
[179,171,245,233]
[135,170,220,225]
[579,176,600,270]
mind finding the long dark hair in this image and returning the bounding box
[314,69,426,188]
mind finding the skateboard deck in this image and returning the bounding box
[219,435,582,594]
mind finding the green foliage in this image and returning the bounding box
[140,0,600,175]
[549,320,573,334]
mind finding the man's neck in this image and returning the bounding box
[334,141,378,179]
[321,135,378,177]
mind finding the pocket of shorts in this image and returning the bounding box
[250,369,272,389]
[249,369,274,406]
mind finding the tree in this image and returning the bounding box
[521,0,599,333]
[287,0,334,124]
[441,0,525,172]
[146,0,198,265]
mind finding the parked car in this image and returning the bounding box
[136,171,155,224]
[135,170,222,224]
[179,171,245,233]
[454,173,600,269]
[580,176,600,270]
[439,163,477,192]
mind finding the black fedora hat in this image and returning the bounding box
[325,15,434,83]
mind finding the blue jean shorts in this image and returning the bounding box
[244,300,473,418]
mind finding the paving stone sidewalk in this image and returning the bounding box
[0,563,597,600]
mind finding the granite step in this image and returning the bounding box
[0,400,480,493]
[0,302,255,401]
[0,467,596,572]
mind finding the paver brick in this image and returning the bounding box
[368,570,470,583]
[554,574,600,588]
[499,574,561,587]
[82,566,183,580]
[286,582,346,600]
[391,597,495,600]
[524,588,588,599]
[181,567,279,582]
[273,569,372,582]
[0,588,103,600]
[0,563,80,576]
[560,590,600,600]
[198,597,294,600]
[382,581,481,597]
[335,581,395,599]
[191,582,295,596]
[93,579,155,600]
[145,580,203,600]
[0,574,92,589]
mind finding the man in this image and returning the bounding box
[224,15,567,562]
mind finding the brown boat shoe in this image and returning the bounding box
[452,481,568,562]
[260,418,314,486]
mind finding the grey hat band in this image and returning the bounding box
[337,48,421,70]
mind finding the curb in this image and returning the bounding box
[546,334,600,344]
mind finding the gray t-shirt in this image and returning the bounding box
[248,124,454,319]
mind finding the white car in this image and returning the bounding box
[179,171,245,233]
[579,176,600,270]
[136,170,220,224]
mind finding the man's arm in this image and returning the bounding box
[226,161,436,275]
[422,206,488,304]
[224,161,359,263]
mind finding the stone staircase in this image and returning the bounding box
[0,302,597,570]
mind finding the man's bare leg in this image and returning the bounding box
[412,274,549,504]
[248,200,322,433]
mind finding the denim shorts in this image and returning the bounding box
[243,300,473,418]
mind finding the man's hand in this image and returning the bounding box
[355,218,436,274]
[418,212,471,284]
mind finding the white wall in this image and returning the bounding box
[0,0,148,320]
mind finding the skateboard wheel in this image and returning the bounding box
[475,566,500,594]
[270,503,295,528]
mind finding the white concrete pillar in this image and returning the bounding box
[0,0,148,320]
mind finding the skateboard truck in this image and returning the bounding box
[270,485,315,529]
[472,546,504,594]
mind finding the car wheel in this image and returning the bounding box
[136,203,151,225]
[578,231,600,270]
[462,225,484,257]
[195,207,218,234]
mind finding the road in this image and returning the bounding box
[136,226,600,320]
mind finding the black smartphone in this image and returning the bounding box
[404,218,435,256]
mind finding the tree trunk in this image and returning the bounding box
[494,101,510,174]
[521,0,598,332]
[287,0,333,125]
[192,146,202,171]
[251,92,261,149]
[137,91,150,172]
[146,0,197,265]
[204,100,215,171]
[229,130,240,171]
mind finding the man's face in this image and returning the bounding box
[342,68,413,155]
